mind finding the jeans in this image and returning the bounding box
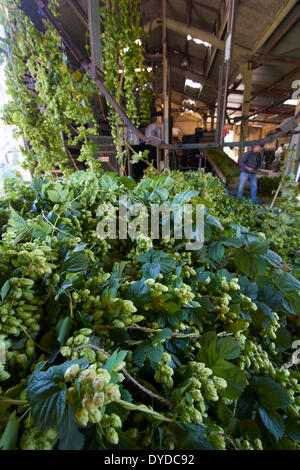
[237,172,260,203]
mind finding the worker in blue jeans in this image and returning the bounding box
[237,144,264,204]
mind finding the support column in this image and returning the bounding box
[217,0,237,147]
[210,107,215,131]
[162,0,170,169]
[239,62,253,159]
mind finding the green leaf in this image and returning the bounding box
[137,250,176,274]
[72,243,87,252]
[171,190,199,206]
[32,221,52,239]
[57,403,84,450]
[103,350,127,371]
[1,279,10,300]
[209,242,225,262]
[193,270,211,284]
[227,320,249,334]
[248,239,269,255]
[205,214,224,231]
[285,417,300,441]
[217,401,233,425]
[55,275,80,300]
[0,411,19,450]
[125,279,150,307]
[197,332,219,366]
[263,250,283,269]
[63,252,89,273]
[26,359,88,430]
[141,262,160,280]
[56,317,73,346]
[237,419,261,440]
[251,301,275,331]
[212,359,247,401]
[234,249,267,277]
[119,176,136,189]
[8,206,27,232]
[48,190,62,203]
[165,336,189,357]
[151,328,173,347]
[252,377,291,410]
[133,342,164,367]
[197,333,240,366]
[275,327,292,353]
[259,408,285,439]
[238,276,258,300]
[216,336,240,360]
[271,270,300,315]
[169,423,216,450]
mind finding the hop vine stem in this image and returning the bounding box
[73,344,173,407]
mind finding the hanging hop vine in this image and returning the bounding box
[0,0,99,175]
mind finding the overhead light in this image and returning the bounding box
[181,56,189,68]
[284,99,298,106]
[118,66,153,74]
[186,35,210,47]
[183,98,196,105]
[185,78,202,89]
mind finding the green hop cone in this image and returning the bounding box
[110,413,122,428]
[105,427,119,445]
[213,376,227,390]
[74,408,89,427]
[64,364,80,382]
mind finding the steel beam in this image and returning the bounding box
[65,0,88,28]
[204,0,229,79]
[162,0,170,168]
[143,17,250,58]
[240,53,300,67]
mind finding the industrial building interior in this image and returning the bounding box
[19,0,300,183]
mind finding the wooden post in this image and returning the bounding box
[162,0,170,168]
[239,63,253,159]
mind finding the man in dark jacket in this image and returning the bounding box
[237,144,264,204]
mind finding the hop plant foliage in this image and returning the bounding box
[0,0,98,175]
[0,169,299,450]
[101,0,152,162]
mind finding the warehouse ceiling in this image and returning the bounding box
[21,0,300,126]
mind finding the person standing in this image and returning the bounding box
[237,144,264,204]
